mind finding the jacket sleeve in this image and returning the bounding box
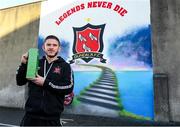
[16,63,28,86]
[43,63,74,95]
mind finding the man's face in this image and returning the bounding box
[43,38,60,58]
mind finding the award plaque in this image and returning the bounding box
[26,48,39,79]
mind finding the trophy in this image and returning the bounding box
[26,48,39,79]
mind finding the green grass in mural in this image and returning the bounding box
[79,83,93,95]
[119,109,151,120]
[72,96,81,106]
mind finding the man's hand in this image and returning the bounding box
[21,52,28,64]
[30,74,45,86]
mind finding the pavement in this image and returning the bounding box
[0,107,179,126]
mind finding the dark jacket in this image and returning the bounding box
[16,56,74,119]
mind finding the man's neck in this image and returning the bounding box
[46,56,58,63]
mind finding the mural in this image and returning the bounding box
[38,0,153,120]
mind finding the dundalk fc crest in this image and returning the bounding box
[70,23,106,64]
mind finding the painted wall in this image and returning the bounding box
[38,0,153,120]
[0,2,41,108]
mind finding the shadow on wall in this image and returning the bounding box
[0,8,40,108]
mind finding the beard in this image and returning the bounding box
[46,51,58,58]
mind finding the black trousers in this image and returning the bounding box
[20,114,62,126]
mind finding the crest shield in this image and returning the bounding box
[72,23,105,63]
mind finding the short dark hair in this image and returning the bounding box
[44,35,61,46]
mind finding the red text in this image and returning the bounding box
[55,3,85,26]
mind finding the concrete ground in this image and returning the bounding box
[0,107,179,126]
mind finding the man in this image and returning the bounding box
[16,35,74,126]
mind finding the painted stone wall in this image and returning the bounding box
[151,0,180,122]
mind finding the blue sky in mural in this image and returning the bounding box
[38,25,152,70]
[108,25,152,70]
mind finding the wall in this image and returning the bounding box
[0,2,41,108]
[151,0,180,122]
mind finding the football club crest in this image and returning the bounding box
[70,23,106,63]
